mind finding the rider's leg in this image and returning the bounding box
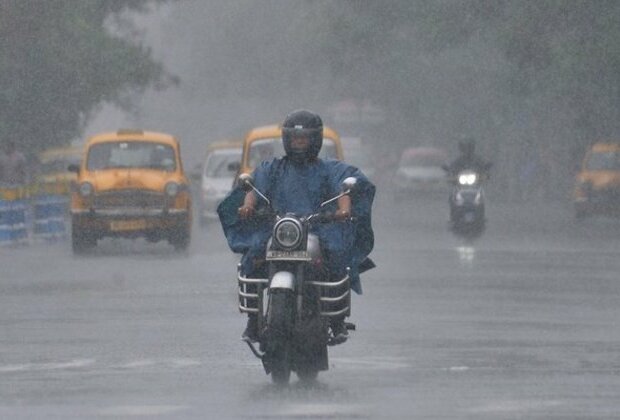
[322,249,350,342]
[242,312,259,342]
[241,259,267,342]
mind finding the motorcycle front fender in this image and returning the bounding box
[270,271,295,290]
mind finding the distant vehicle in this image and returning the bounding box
[234,124,343,184]
[199,140,242,225]
[573,141,620,220]
[37,145,83,195]
[443,167,488,238]
[340,137,374,179]
[68,129,192,253]
[392,147,448,201]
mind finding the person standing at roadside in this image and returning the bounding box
[0,140,28,187]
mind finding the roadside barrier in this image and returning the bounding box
[0,187,29,246]
[32,194,68,241]
[0,184,70,246]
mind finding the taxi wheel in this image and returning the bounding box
[170,223,191,252]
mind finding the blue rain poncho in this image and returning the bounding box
[217,157,375,294]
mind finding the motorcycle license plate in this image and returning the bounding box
[266,250,310,260]
[110,219,147,231]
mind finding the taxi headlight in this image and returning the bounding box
[79,182,94,197]
[274,219,302,249]
[165,182,180,197]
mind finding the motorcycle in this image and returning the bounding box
[236,173,356,385]
[444,168,487,237]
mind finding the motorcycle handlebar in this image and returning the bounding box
[312,212,354,224]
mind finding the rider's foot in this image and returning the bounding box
[241,316,259,342]
[329,320,349,345]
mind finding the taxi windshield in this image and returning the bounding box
[247,137,337,167]
[586,151,620,170]
[87,141,176,171]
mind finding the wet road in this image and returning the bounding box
[1,193,620,419]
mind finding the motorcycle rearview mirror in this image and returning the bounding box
[238,173,271,205]
[320,177,358,208]
[237,173,254,191]
[341,177,357,193]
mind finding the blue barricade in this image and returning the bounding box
[0,199,29,246]
[32,194,68,241]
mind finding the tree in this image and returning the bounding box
[0,0,175,153]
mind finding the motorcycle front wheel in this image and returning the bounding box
[266,290,294,385]
[296,367,318,383]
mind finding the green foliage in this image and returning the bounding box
[0,0,173,153]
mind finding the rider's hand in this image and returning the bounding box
[335,195,351,221]
[238,205,255,219]
[334,209,351,221]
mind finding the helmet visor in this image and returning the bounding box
[282,126,319,139]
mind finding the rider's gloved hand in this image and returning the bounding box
[238,205,255,220]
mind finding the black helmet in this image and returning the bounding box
[281,109,323,162]
[458,137,475,156]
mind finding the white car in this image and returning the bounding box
[200,144,241,225]
[392,147,448,201]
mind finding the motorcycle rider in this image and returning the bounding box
[445,137,492,178]
[445,137,492,224]
[218,109,375,343]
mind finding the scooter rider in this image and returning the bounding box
[218,109,375,343]
[446,137,492,178]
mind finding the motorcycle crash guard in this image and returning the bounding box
[270,271,295,290]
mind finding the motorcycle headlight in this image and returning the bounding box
[458,172,478,186]
[165,182,180,197]
[274,218,303,249]
[79,182,94,197]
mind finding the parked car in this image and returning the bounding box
[573,141,620,220]
[234,124,343,184]
[392,147,448,201]
[68,129,192,253]
[199,140,242,225]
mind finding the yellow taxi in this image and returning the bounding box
[235,124,343,183]
[69,129,192,253]
[573,141,620,219]
[37,145,83,195]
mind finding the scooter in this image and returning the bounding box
[446,169,486,237]
[236,173,357,385]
